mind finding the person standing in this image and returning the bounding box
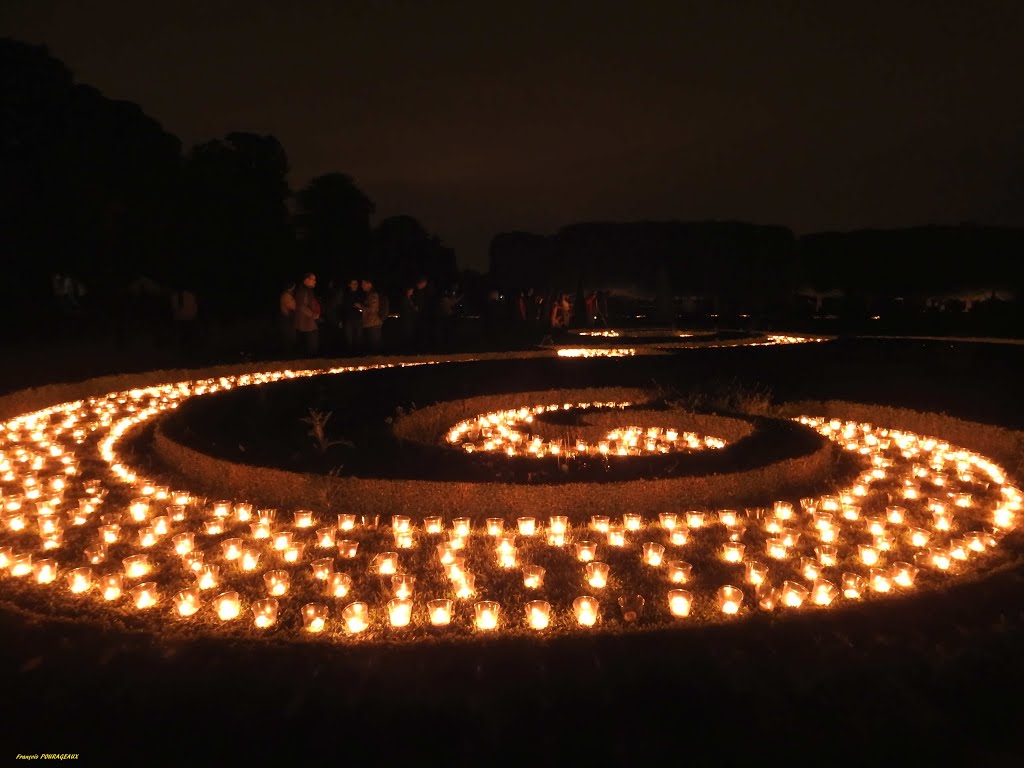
[358,278,383,353]
[399,286,419,351]
[293,272,320,356]
[341,278,362,352]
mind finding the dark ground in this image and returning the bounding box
[1,336,1023,766]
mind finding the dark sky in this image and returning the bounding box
[3,0,1023,269]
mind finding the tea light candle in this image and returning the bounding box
[547,515,567,535]
[128,498,150,522]
[668,589,693,617]
[573,596,599,626]
[471,600,499,631]
[131,582,158,609]
[203,519,225,536]
[867,568,891,592]
[886,506,907,525]
[34,558,57,584]
[575,540,598,562]
[812,512,834,531]
[424,516,443,534]
[234,503,253,522]
[337,540,359,559]
[766,538,788,560]
[547,531,566,547]
[182,551,205,573]
[66,566,92,594]
[642,542,665,566]
[196,564,220,590]
[763,517,783,534]
[391,574,416,599]
[525,600,551,629]
[841,505,861,521]
[864,516,886,537]
[722,542,745,563]
[719,509,739,527]
[394,531,415,549]
[686,511,705,528]
[37,514,60,535]
[909,528,931,548]
[773,501,794,520]
[666,526,689,546]
[517,517,537,536]
[212,500,231,518]
[323,572,351,599]
[282,544,305,563]
[221,538,243,560]
[993,507,1015,529]
[452,517,471,537]
[172,491,191,506]
[622,513,642,532]
[272,531,294,551]
[591,515,611,533]
[811,579,838,606]
[716,585,744,614]
[841,572,865,599]
[391,515,411,533]
[252,598,278,628]
[174,588,201,616]
[373,552,398,575]
[100,573,123,600]
[85,544,106,565]
[485,518,504,536]
[100,524,120,543]
[250,522,271,540]
[929,547,952,570]
[152,516,169,536]
[428,598,453,626]
[317,527,336,548]
[756,582,777,611]
[780,580,809,608]
[122,554,151,578]
[858,545,880,567]
[800,557,820,581]
[523,565,545,589]
[388,598,413,627]
[892,562,918,587]
[965,532,987,553]
[606,524,626,547]
[337,513,356,531]
[454,573,476,599]
[214,591,241,620]
[932,512,952,532]
[264,570,290,596]
[311,557,334,580]
[498,546,518,568]
[585,561,610,589]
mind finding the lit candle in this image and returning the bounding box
[311,557,334,580]
[272,531,294,551]
[932,511,952,532]
[394,531,415,549]
[892,562,918,587]
[152,516,169,536]
[773,501,794,520]
[717,585,744,615]
[780,580,809,608]
[669,527,689,546]
[454,573,476,599]
[317,527,336,548]
[858,545,880,567]
[908,528,931,548]
[810,579,837,606]
[203,519,224,536]
[452,517,471,537]
[547,531,566,547]
[744,560,767,586]
[800,557,820,581]
[214,591,241,620]
[474,601,500,630]
[212,500,231,517]
[517,517,536,536]
[766,538,788,560]
[868,568,891,592]
[337,513,356,531]
[498,546,518,568]
[325,572,351,598]
[549,515,569,535]
[100,573,123,600]
[122,554,151,579]
[575,540,598,562]
[252,598,279,628]
[282,544,305,563]
[573,596,599,626]
[929,547,951,570]
[99,524,120,543]
[642,542,665,566]
[621,513,641,532]
[128,498,150,522]
[392,574,416,599]
[196,564,220,590]
[523,565,545,589]
[722,542,745,563]
[592,515,611,533]
[525,600,551,629]
[668,589,693,617]
[221,538,243,560]
[174,588,201,616]
[388,598,413,628]
[444,558,466,582]
[66,566,92,594]
[428,598,453,626]
[33,558,57,584]
[373,552,398,575]
[686,511,705,529]
[841,572,865,599]
[172,491,191,506]
[234,502,253,522]
[719,509,739,527]
[585,561,610,589]
[485,518,504,536]
[424,516,444,534]
[337,540,359,559]
[264,569,290,596]
[299,603,327,632]
[864,516,886,537]
[130,582,158,609]
[250,522,271,540]
[886,506,906,525]
[391,515,411,533]
[841,504,861,521]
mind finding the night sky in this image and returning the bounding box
[3,0,1023,269]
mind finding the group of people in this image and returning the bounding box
[515,288,610,332]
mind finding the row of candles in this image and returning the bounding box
[446,400,726,458]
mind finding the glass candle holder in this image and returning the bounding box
[592,515,611,533]
[337,540,359,559]
[585,561,610,589]
[174,588,201,617]
[221,538,243,561]
[130,582,158,609]
[811,579,838,606]
[100,524,120,543]
[152,516,170,536]
[858,545,880,567]
[841,504,861,521]
[454,573,476,599]
[473,601,500,631]
[659,560,689,585]
[128,498,150,522]
[756,581,777,611]
[932,511,952,532]
[573,596,599,627]
[517,517,536,536]
[196,564,221,590]
[448,533,466,550]
[272,531,294,551]
[841,572,865,599]
[252,598,278,628]
[779,529,801,548]
[301,602,328,632]
[250,522,271,540]
[525,600,551,630]
[949,539,969,561]
[372,552,398,575]
[392,574,416,599]
[548,515,568,535]
[773,501,794,520]
[928,547,952,570]
[240,548,261,572]
[864,516,886,537]
[908,527,931,548]
[424,516,444,534]
[387,598,413,628]
[264,570,290,596]
[743,560,767,586]
[719,509,739,527]
[575,540,598,562]
[717,585,744,615]
[282,544,305,564]
[171,491,191,506]
[642,542,665,567]
[869,567,892,592]
[780,580,810,608]
[452,517,471,537]
[814,545,838,567]
[886,506,907,525]
[122,554,151,579]
[66,566,92,594]
[622,513,642,532]
[892,562,919,587]
[498,546,518,568]
[428,598,453,626]
[317,528,336,549]
[182,551,205,573]
[485,518,504,536]
[799,556,820,581]
[41,531,63,551]
[523,565,545,589]
[337,513,356,531]
[444,558,467,582]
[234,503,253,522]
[765,538,788,560]
[173,532,195,556]
[212,500,231,518]
[394,531,415,549]
[34,558,57,584]
[668,527,689,546]
[311,558,334,581]
[722,542,745,563]
[686,511,705,529]
[547,531,566,548]
[212,591,241,621]
[0,546,11,569]
[38,515,60,535]
[964,532,987,553]
[100,573,123,600]
[327,572,352,598]
[607,525,626,547]
[668,589,693,617]
[204,518,226,536]
[391,515,411,533]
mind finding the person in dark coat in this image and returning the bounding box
[293,272,320,356]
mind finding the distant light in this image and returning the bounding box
[870,315,881,320]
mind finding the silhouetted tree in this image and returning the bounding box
[294,173,375,281]
[371,215,457,293]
